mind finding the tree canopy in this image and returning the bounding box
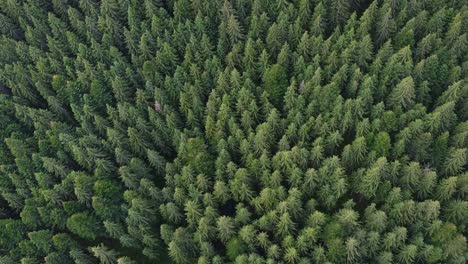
[0,0,467,263]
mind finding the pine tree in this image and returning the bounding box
[0,1,466,263]
[217,216,236,243]
[90,244,118,264]
[262,64,288,108]
[389,77,415,110]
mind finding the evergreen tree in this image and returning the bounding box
[0,1,466,263]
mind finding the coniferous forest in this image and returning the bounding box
[0,0,467,263]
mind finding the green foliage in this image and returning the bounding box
[226,237,246,261]
[372,132,392,157]
[262,64,288,108]
[90,243,118,264]
[66,212,101,240]
[0,0,466,263]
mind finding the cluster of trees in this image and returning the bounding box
[0,0,467,263]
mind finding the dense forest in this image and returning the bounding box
[0,0,467,263]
